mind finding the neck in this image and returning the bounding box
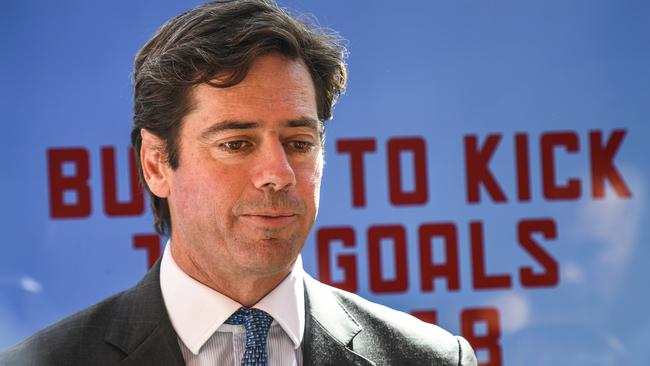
[170,242,292,307]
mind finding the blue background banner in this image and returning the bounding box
[2,1,649,365]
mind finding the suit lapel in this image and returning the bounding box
[115,319,185,366]
[302,274,375,366]
[104,260,185,366]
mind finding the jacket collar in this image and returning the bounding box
[302,273,376,366]
[104,259,185,366]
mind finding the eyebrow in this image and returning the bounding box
[286,117,321,131]
[200,121,258,140]
[200,117,322,140]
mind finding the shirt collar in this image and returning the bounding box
[159,241,305,355]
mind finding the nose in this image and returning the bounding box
[252,139,296,192]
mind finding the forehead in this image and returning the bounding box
[184,54,319,129]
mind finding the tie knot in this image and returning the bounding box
[225,307,274,350]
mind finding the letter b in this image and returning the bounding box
[48,148,91,218]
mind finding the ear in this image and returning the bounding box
[140,129,171,198]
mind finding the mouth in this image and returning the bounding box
[239,212,298,228]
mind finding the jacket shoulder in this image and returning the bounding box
[325,283,477,366]
[0,291,127,366]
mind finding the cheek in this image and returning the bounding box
[300,153,323,182]
[295,162,323,205]
[312,157,324,193]
[172,168,223,215]
[171,175,205,219]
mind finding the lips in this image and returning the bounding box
[244,212,295,217]
[239,212,298,228]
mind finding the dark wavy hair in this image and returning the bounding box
[131,0,347,236]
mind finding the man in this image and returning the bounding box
[1,1,476,365]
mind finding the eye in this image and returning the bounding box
[287,140,315,153]
[219,140,251,152]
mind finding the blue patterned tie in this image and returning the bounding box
[224,307,274,366]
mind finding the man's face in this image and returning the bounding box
[165,53,322,280]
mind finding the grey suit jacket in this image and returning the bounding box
[0,261,476,366]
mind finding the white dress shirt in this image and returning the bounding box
[160,243,304,366]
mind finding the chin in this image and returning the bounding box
[239,243,300,272]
